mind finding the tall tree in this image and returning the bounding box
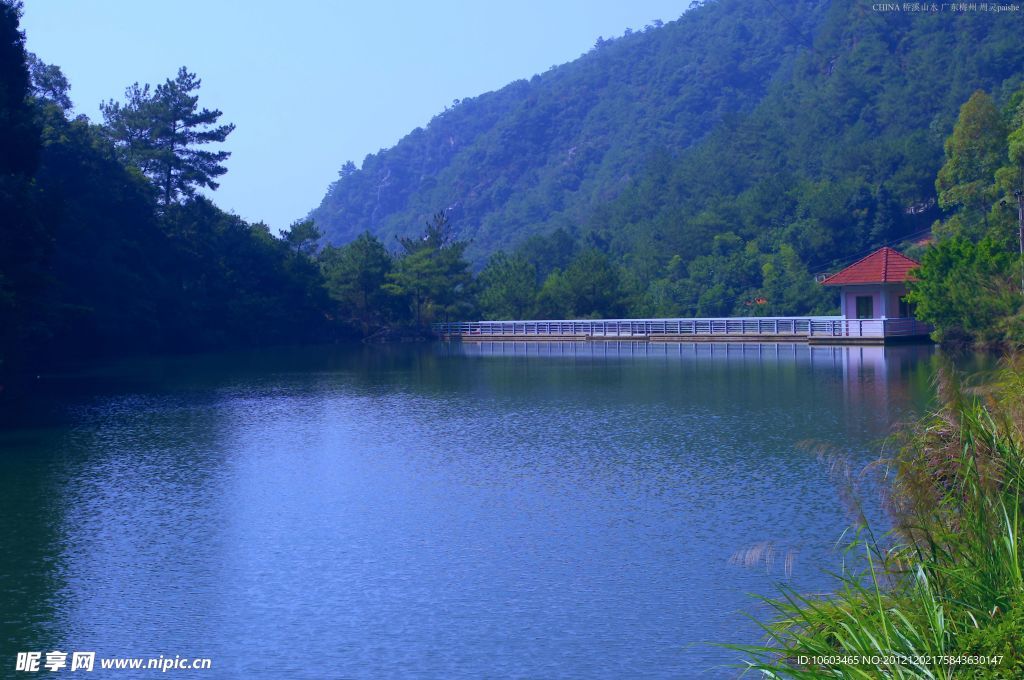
[387,211,472,325]
[910,86,1024,347]
[320,231,394,332]
[935,91,1006,238]
[100,82,158,176]
[0,0,36,177]
[26,52,71,110]
[0,0,48,380]
[102,67,234,206]
[283,219,322,257]
[995,90,1024,209]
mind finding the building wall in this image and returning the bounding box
[839,284,910,319]
[886,285,909,317]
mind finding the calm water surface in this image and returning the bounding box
[1,342,937,678]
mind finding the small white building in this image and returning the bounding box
[820,246,921,321]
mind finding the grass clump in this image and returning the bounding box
[734,356,1024,678]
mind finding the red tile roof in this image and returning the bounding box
[820,247,920,286]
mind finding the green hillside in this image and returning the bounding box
[310,0,1024,319]
[310,0,828,261]
[580,0,1024,317]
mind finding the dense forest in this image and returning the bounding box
[0,0,340,387]
[311,0,827,261]
[908,87,1024,348]
[0,0,487,389]
[4,0,1024,390]
[312,0,1024,326]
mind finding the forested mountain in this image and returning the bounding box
[311,0,827,261]
[311,0,1024,319]
[576,0,1024,317]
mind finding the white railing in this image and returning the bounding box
[807,318,934,338]
[432,317,932,340]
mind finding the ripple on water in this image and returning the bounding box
[0,342,936,677]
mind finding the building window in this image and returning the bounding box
[898,295,917,318]
[855,296,874,319]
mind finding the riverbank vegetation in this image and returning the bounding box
[6,0,1024,391]
[0,1,334,385]
[907,89,1024,351]
[737,357,1024,677]
[0,2,477,387]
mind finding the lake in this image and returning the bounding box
[0,341,938,677]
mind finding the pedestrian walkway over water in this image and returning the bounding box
[433,317,934,345]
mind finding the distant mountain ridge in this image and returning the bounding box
[309,0,827,261]
[310,0,1024,274]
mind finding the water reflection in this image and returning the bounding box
[447,340,936,421]
[445,338,932,368]
[1,342,938,677]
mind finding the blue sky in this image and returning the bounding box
[22,1,688,232]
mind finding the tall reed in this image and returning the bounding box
[733,356,1024,678]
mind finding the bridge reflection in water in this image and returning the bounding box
[438,340,936,425]
[441,339,932,364]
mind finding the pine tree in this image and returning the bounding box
[320,232,394,331]
[26,52,71,110]
[102,67,234,206]
[387,212,472,325]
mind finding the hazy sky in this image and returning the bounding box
[22,1,687,231]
